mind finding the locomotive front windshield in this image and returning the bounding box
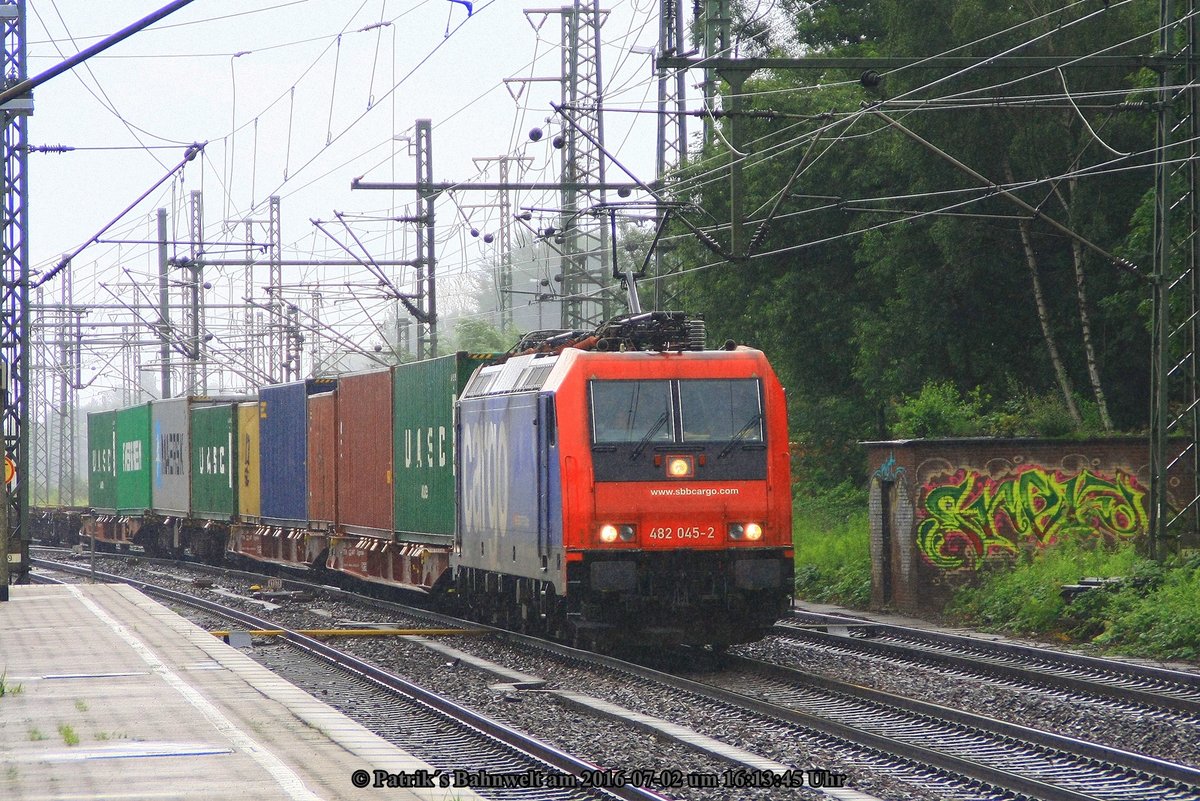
[591,380,673,444]
[679,379,763,442]
[590,379,763,445]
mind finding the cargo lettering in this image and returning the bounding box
[158,432,185,477]
[121,440,142,473]
[460,417,509,535]
[404,426,448,470]
[91,447,114,475]
[198,445,228,476]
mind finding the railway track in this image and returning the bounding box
[705,653,1200,800]
[32,558,666,801]
[34,551,1200,801]
[776,609,1200,716]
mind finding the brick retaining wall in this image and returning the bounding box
[862,438,1191,614]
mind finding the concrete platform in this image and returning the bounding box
[0,583,482,801]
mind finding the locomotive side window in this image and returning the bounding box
[590,380,673,444]
[679,379,763,442]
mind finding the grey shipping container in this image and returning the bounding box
[151,397,191,517]
[151,396,242,518]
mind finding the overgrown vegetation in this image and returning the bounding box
[947,541,1200,660]
[57,724,79,747]
[791,479,1200,661]
[0,668,21,698]
[792,484,872,608]
[890,381,1112,439]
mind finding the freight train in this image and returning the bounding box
[80,312,794,648]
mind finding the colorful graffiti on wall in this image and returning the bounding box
[916,465,1148,570]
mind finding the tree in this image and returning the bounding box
[666,0,1157,488]
[451,318,510,353]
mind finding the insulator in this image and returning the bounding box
[688,319,706,351]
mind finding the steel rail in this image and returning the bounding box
[31,559,666,801]
[779,610,1200,714]
[723,653,1200,790]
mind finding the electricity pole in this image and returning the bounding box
[1,0,31,589]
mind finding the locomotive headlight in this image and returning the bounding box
[666,455,694,478]
[598,524,637,544]
[728,522,764,541]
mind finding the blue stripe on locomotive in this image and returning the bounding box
[458,392,561,571]
[259,382,309,523]
[541,394,563,554]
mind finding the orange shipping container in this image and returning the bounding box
[307,391,337,528]
[335,369,393,537]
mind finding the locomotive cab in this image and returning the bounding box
[453,344,794,649]
[571,350,794,647]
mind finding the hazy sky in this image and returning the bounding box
[25,0,665,397]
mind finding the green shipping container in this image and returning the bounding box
[87,411,117,512]
[393,353,494,543]
[116,403,152,515]
[191,404,237,520]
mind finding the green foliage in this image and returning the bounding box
[0,668,20,698]
[1091,558,1200,660]
[668,1,1158,490]
[57,724,79,747]
[946,541,1200,659]
[792,483,872,607]
[889,381,1116,439]
[946,538,1141,634]
[988,387,1110,438]
[450,318,510,353]
[891,381,988,438]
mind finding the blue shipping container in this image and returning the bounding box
[259,379,335,524]
[260,382,309,524]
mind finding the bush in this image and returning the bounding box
[988,387,1107,438]
[1092,560,1200,659]
[946,539,1200,659]
[946,538,1140,635]
[890,381,1112,440]
[890,381,988,438]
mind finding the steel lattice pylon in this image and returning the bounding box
[652,0,689,311]
[267,195,283,381]
[559,0,612,329]
[416,119,437,358]
[1,0,29,583]
[29,266,80,509]
[55,269,77,505]
[28,283,44,506]
[1150,0,1200,557]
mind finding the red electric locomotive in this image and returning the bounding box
[452,313,794,649]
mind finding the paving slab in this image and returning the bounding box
[0,583,483,801]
